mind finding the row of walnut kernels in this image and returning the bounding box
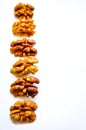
[10,3,39,123]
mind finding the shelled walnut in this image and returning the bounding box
[12,19,36,36]
[10,76,40,97]
[10,57,38,77]
[10,38,37,57]
[10,99,37,122]
[14,2,34,19]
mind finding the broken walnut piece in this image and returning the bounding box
[10,99,37,122]
[10,76,40,97]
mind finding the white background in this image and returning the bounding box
[0,0,86,130]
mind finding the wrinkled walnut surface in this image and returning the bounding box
[10,76,40,97]
[10,99,37,122]
[10,38,37,57]
[12,19,36,36]
[14,2,34,19]
[10,57,38,77]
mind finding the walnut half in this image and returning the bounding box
[10,38,37,57]
[10,99,37,122]
[10,76,40,97]
[12,19,36,37]
[14,2,34,19]
[10,57,38,77]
